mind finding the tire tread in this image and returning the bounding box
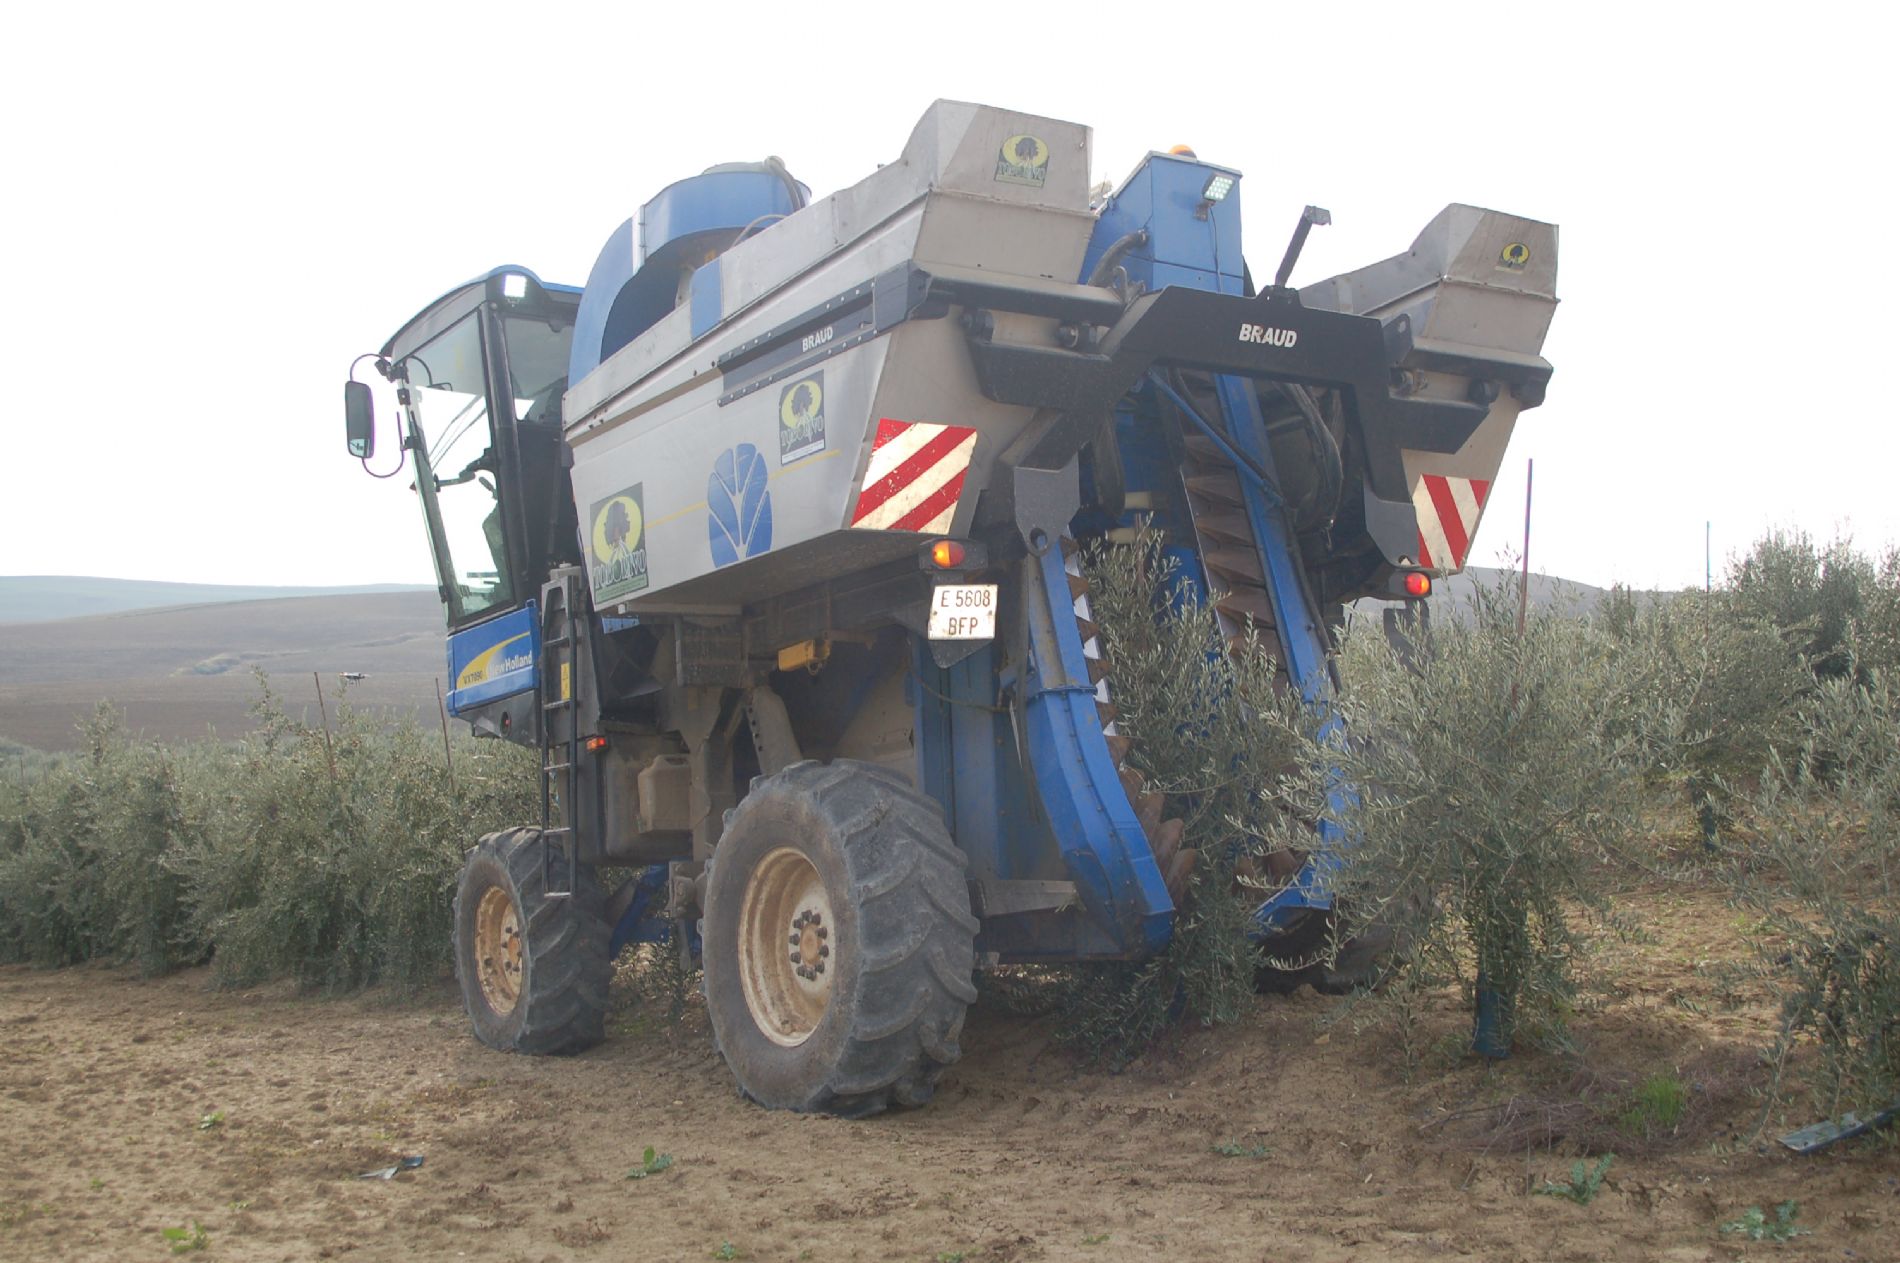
[706,759,975,1116]
[452,827,611,1056]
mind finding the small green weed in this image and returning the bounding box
[1211,1140,1271,1159]
[197,1112,224,1131]
[1081,1233,1111,1246]
[625,1145,675,1180]
[88,1178,104,1191]
[1534,1153,1614,1204]
[229,1199,252,1211]
[1721,1201,1808,1241]
[711,1243,741,1260]
[936,1252,966,1263]
[1619,1073,1687,1136]
[161,1221,210,1253]
[0,1203,54,1228]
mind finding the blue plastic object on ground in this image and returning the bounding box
[1470,977,1511,1059]
[1778,1100,1900,1153]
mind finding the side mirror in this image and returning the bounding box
[344,380,375,459]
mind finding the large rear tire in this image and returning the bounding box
[702,760,978,1117]
[452,827,611,1055]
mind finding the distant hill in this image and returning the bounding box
[1430,564,1616,612]
[0,591,446,751]
[0,576,433,625]
[1351,565,1656,627]
[0,566,1663,753]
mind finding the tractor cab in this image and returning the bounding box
[344,160,807,739]
[366,267,580,625]
[345,267,580,734]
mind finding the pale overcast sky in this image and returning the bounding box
[3,2,1893,593]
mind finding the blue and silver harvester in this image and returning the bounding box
[345,100,1557,1115]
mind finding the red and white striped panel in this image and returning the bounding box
[1413,473,1491,572]
[848,418,979,534]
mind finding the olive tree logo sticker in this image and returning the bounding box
[994,133,1050,188]
[778,373,826,464]
[589,485,649,601]
[708,444,772,568]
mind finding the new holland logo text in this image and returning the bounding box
[455,634,533,690]
[994,133,1050,188]
[1238,323,1297,348]
[588,483,649,601]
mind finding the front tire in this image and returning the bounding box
[452,827,611,1055]
[702,761,978,1116]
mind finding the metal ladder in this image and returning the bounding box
[538,573,580,899]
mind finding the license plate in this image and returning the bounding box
[927,583,998,640]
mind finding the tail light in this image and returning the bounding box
[921,538,987,571]
[1384,570,1432,599]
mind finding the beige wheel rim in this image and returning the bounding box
[474,885,524,1016]
[736,847,836,1047]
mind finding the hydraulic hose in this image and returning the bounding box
[1150,372,1282,508]
[763,155,808,211]
[1276,382,1344,530]
[1087,229,1150,289]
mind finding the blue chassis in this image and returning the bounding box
[610,150,1358,963]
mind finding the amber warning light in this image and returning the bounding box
[920,538,988,572]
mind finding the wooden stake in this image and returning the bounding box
[1510,458,1534,713]
[435,676,457,801]
[312,671,338,785]
[1516,458,1534,638]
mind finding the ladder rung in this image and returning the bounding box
[545,635,572,648]
[544,761,573,774]
[542,890,572,900]
[541,826,573,838]
[543,698,573,712]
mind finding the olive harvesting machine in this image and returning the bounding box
[343,101,1557,1115]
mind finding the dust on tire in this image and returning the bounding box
[452,826,612,1055]
[701,760,978,1116]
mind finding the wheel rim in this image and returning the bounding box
[473,886,524,1016]
[736,846,837,1047]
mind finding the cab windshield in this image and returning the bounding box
[402,313,512,621]
[498,313,569,423]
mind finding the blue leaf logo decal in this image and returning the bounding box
[707,443,772,567]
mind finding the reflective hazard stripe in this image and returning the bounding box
[849,419,979,534]
[1413,474,1491,572]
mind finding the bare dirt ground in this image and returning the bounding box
[3,885,1895,1263]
